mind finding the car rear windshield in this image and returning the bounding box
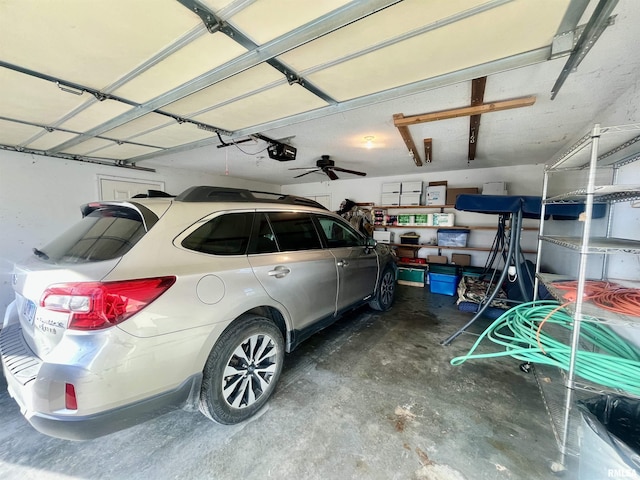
[39,206,147,264]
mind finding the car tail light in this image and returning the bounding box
[41,276,176,330]
[65,383,78,410]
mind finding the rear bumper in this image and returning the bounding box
[1,322,203,440]
[27,374,201,440]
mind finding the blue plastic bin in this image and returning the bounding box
[428,272,460,296]
[437,229,470,247]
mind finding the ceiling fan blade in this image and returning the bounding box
[331,166,367,176]
[294,170,319,178]
[325,169,339,180]
[288,166,317,171]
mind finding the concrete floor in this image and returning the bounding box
[0,285,578,479]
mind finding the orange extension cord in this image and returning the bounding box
[535,280,640,353]
[553,280,640,316]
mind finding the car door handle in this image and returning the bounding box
[268,266,291,278]
[337,260,349,268]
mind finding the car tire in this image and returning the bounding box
[369,266,396,311]
[199,314,284,424]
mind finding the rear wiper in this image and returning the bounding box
[33,248,49,260]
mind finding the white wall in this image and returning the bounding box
[282,163,546,267]
[604,77,640,280]
[281,164,544,211]
[539,75,640,280]
[0,150,280,316]
[605,75,640,281]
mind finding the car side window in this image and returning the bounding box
[266,212,322,251]
[182,212,254,255]
[316,216,363,248]
[247,213,279,254]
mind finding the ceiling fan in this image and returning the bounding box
[289,155,367,180]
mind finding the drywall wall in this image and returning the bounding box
[539,75,640,281]
[282,163,545,267]
[281,163,545,210]
[0,150,280,317]
[605,76,640,281]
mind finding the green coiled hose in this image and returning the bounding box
[450,300,640,396]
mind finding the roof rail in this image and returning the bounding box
[175,186,328,210]
[131,190,175,198]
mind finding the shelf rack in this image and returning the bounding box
[533,123,640,468]
[374,204,538,257]
[539,273,640,327]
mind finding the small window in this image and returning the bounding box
[266,212,322,251]
[248,213,279,254]
[317,216,363,248]
[182,213,253,255]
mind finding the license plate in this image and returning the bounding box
[22,300,36,325]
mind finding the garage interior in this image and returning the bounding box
[1,0,639,479]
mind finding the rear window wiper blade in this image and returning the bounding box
[33,248,49,260]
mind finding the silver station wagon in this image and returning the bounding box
[1,186,397,440]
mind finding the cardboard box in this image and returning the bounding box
[414,214,431,226]
[432,213,455,226]
[482,182,507,195]
[426,185,446,205]
[451,253,471,266]
[397,247,416,258]
[373,231,394,243]
[382,182,402,193]
[401,181,423,193]
[381,193,400,206]
[446,187,479,206]
[400,193,421,206]
[397,214,413,225]
[427,255,447,264]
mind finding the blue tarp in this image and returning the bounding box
[455,194,607,220]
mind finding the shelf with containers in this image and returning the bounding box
[532,123,640,469]
[373,204,538,260]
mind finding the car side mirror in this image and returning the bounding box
[364,237,376,252]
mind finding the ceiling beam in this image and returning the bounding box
[393,114,422,167]
[393,96,536,128]
[551,0,618,100]
[468,76,487,161]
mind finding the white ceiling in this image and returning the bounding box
[1,0,638,185]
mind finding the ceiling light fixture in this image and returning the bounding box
[364,136,375,149]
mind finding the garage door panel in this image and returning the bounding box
[26,131,78,152]
[0,0,202,90]
[0,69,87,125]
[113,33,247,104]
[163,64,284,117]
[58,100,134,133]
[193,83,328,131]
[307,0,569,101]
[0,119,43,146]
[131,122,217,149]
